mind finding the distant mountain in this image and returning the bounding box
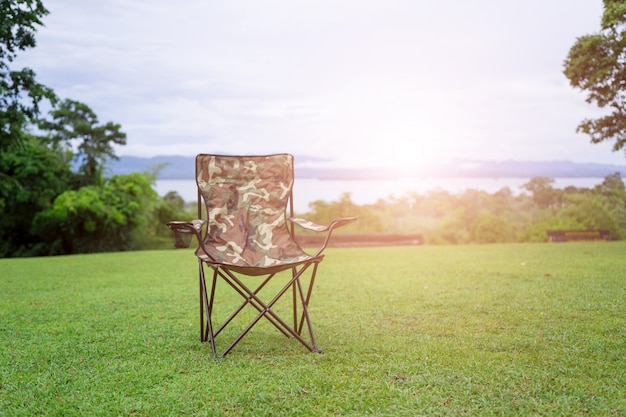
[105,155,626,180]
[422,160,626,179]
[106,155,194,179]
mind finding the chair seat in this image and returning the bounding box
[195,242,318,275]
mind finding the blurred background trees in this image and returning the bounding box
[299,173,626,245]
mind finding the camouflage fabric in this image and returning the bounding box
[195,154,313,274]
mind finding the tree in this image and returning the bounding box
[39,99,127,185]
[595,171,626,200]
[145,190,193,248]
[0,135,72,256]
[471,213,514,244]
[560,192,626,239]
[0,0,56,151]
[32,172,159,254]
[306,192,382,233]
[563,0,626,153]
[521,177,562,209]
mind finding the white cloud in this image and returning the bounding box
[16,0,626,167]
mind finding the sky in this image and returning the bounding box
[17,0,626,169]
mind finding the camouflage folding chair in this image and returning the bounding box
[168,154,356,357]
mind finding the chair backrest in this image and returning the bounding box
[195,154,298,261]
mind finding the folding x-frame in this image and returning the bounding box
[199,259,322,357]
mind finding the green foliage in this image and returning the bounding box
[521,177,563,209]
[0,138,190,256]
[0,0,46,59]
[0,0,56,151]
[31,172,159,254]
[601,0,626,31]
[519,211,584,243]
[38,99,127,185]
[429,211,471,244]
[0,136,72,257]
[1,243,625,415]
[595,171,626,202]
[305,192,384,233]
[470,212,514,243]
[564,0,626,152]
[556,172,626,239]
[561,193,626,239]
[137,190,195,250]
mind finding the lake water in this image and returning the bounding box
[155,177,607,213]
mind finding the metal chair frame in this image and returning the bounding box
[199,259,320,357]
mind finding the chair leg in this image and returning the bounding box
[297,262,319,337]
[199,262,204,342]
[292,266,298,334]
[199,262,217,356]
[217,264,319,357]
[295,265,320,352]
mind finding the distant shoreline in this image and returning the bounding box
[107,155,626,181]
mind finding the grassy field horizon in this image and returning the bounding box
[1,242,625,416]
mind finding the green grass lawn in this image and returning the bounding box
[1,242,625,416]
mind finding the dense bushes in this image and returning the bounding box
[0,138,73,256]
[0,138,191,257]
[32,173,155,254]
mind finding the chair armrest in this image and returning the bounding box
[167,220,206,248]
[290,217,358,256]
[290,216,358,232]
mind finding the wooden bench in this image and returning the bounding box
[295,233,424,247]
[546,229,610,242]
